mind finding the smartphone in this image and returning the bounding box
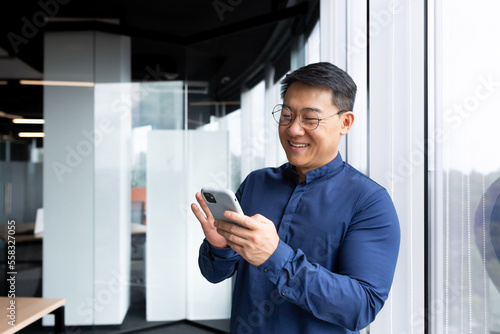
[201,187,244,224]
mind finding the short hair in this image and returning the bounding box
[280,62,357,111]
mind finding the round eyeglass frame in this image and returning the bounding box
[272,104,348,131]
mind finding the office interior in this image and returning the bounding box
[1,0,499,333]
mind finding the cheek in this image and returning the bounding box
[278,127,287,141]
[312,129,337,149]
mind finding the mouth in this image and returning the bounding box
[288,140,309,148]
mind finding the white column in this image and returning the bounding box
[43,31,131,326]
[320,0,348,160]
[346,0,368,174]
[320,0,348,70]
[368,1,426,333]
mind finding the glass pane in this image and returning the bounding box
[436,1,500,332]
[305,20,321,65]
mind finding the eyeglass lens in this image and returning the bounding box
[273,105,319,130]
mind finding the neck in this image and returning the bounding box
[294,151,339,182]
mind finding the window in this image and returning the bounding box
[305,20,320,65]
[432,1,500,332]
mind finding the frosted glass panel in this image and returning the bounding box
[146,130,187,321]
[186,131,232,320]
[93,83,133,324]
[146,130,232,321]
[43,85,96,326]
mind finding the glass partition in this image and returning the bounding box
[433,1,500,332]
[42,80,236,331]
[110,80,245,329]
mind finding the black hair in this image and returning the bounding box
[280,62,357,111]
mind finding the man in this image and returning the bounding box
[191,62,400,333]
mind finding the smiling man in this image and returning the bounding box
[192,62,400,334]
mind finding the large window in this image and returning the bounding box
[305,20,320,65]
[432,1,500,332]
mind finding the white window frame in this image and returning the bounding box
[321,1,428,333]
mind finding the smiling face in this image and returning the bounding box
[279,82,354,181]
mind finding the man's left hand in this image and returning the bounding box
[214,211,280,267]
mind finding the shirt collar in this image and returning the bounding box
[284,153,345,184]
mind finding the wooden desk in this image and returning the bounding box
[0,222,145,240]
[0,297,65,333]
[131,222,147,234]
[0,223,42,243]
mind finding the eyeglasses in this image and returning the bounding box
[272,104,347,131]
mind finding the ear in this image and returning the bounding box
[340,112,354,135]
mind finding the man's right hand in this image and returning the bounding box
[191,192,229,249]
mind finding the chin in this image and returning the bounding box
[286,156,306,167]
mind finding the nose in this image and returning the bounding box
[287,114,305,137]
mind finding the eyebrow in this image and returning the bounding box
[282,104,322,113]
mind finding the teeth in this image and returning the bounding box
[290,142,308,148]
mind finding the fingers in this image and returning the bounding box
[216,213,279,267]
[215,220,250,238]
[191,193,217,235]
[215,221,249,247]
[193,192,215,221]
[191,202,207,223]
[223,211,259,230]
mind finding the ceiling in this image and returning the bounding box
[0,0,318,151]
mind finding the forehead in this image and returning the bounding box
[283,82,334,108]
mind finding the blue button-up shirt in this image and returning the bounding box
[199,154,400,334]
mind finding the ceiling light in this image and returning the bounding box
[18,132,45,138]
[13,119,45,124]
[20,80,94,87]
[0,81,8,85]
[45,17,120,25]
[0,111,22,119]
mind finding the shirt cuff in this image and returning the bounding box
[258,239,294,284]
[204,239,238,259]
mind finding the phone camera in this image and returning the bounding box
[203,192,217,203]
